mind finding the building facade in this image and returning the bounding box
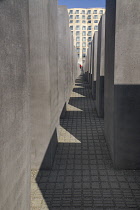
[68,8,105,65]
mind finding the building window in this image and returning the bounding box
[88,37,92,41]
[76,42,80,47]
[87,15,91,19]
[82,26,86,30]
[82,15,85,19]
[94,15,98,19]
[76,48,80,53]
[69,10,73,14]
[82,37,86,41]
[82,31,86,36]
[93,10,97,14]
[88,20,91,23]
[70,20,73,23]
[88,31,92,36]
[71,31,73,35]
[82,10,85,14]
[83,54,86,57]
[88,42,91,46]
[88,26,91,30]
[76,31,80,35]
[82,20,86,23]
[94,25,98,30]
[94,20,98,23]
[69,15,73,19]
[70,26,73,30]
[82,42,86,47]
[76,37,80,41]
[83,48,86,52]
[100,10,103,14]
[75,15,79,19]
[76,20,80,23]
[87,10,91,14]
[75,10,79,14]
[76,25,80,30]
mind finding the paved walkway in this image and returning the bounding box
[31,75,140,210]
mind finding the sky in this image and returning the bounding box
[58,0,106,9]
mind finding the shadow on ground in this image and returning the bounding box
[34,75,140,210]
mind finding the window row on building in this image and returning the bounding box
[76,48,87,52]
[69,15,100,19]
[75,37,92,41]
[71,31,95,36]
[70,20,98,24]
[70,25,98,31]
[69,9,104,14]
[76,40,92,47]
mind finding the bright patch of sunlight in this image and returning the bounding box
[67,104,83,112]
[71,92,86,98]
[58,126,81,143]
[75,85,84,89]
[31,173,50,209]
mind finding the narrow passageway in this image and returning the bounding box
[31,74,140,209]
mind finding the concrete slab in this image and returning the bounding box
[30,0,58,170]
[0,1,30,209]
[92,32,98,99]
[58,5,68,117]
[30,1,78,170]
[105,0,140,169]
[96,14,105,117]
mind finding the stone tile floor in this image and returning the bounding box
[31,75,140,209]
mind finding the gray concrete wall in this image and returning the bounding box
[58,6,67,116]
[92,32,98,99]
[105,0,140,169]
[0,1,30,209]
[49,0,59,136]
[58,6,79,117]
[90,42,94,87]
[30,0,58,170]
[104,0,116,161]
[85,48,90,81]
[88,45,91,84]
[96,14,105,117]
[30,1,78,170]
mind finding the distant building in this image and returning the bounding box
[68,8,105,65]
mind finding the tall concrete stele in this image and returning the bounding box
[0,1,30,209]
[0,0,79,209]
[84,0,140,169]
[105,0,140,169]
[68,8,105,65]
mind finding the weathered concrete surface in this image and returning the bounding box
[30,0,58,170]
[0,1,30,209]
[88,44,91,86]
[105,0,140,169]
[89,43,92,87]
[96,14,105,117]
[49,0,59,136]
[92,32,98,99]
[58,5,67,117]
[90,42,94,87]
[58,5,79,117]
[30,1,79,170]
